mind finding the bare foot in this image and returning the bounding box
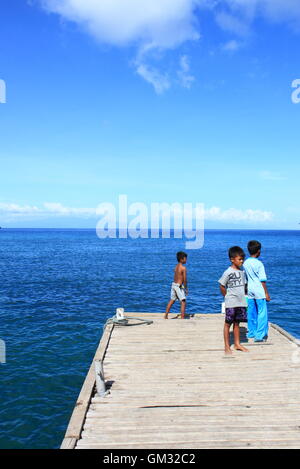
[224,348,233,355]
[234,344,249,352]
[164,314,168,319]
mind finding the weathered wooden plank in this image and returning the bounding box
[85,415,300,423]
[60,323,114,449]
[59,313,300,450]
[60,437,78,449]
[75,441,300,449]
[78,429,300,440]
[81,425,300,436]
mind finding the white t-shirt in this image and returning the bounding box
[218,267,247,308]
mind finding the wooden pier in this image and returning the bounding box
[61,313,300,449]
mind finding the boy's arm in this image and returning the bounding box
[261,282,271,301]
[258,262,270,301]
[182,266,188,293]
[218,270,228,297]
[244,274,248,295]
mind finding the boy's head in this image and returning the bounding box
[177,251,187,264]
[228,246,245,268]
[247,240,261,257]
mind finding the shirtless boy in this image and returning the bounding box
[164,252,188,319]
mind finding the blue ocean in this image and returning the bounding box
[0,229,299,449]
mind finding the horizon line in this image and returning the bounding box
[1,227,299,232]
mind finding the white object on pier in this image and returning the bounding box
[95,360,108,397]
[116,308,125,320]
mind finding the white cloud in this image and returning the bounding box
[215,11,250,36]
[225,0,300,23]
[259,171,286,181]
[263,0,300,25]
[43,202,97,216]
[0,203,41,214]
[205,206,273,222]
[177,55,195,89]
[222,39,242,52]
[218,0,300,32]
[136,64,170,94]
[0,202,273,224]
[42,0,201,48]
[0,202,97,219]
[41,0,300,48]
[0,79,6,104]
[39,0,300,93]
[41,0,201,93]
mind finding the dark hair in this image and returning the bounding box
[177,251,187,262]
[247,240,261,255]
[228,246,245,259]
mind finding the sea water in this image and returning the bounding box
[0,229,299,448]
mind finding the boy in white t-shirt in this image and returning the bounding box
[243,240,271,342]
[219,246,249,355]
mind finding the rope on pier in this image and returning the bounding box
[103,315,153,329]
[103,308,153,331]
[96,309,153,398]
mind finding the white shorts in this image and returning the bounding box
[170,283,186,302]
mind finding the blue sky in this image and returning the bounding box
[0,0,300,229]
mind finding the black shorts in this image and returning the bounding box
[225,307,247,324]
